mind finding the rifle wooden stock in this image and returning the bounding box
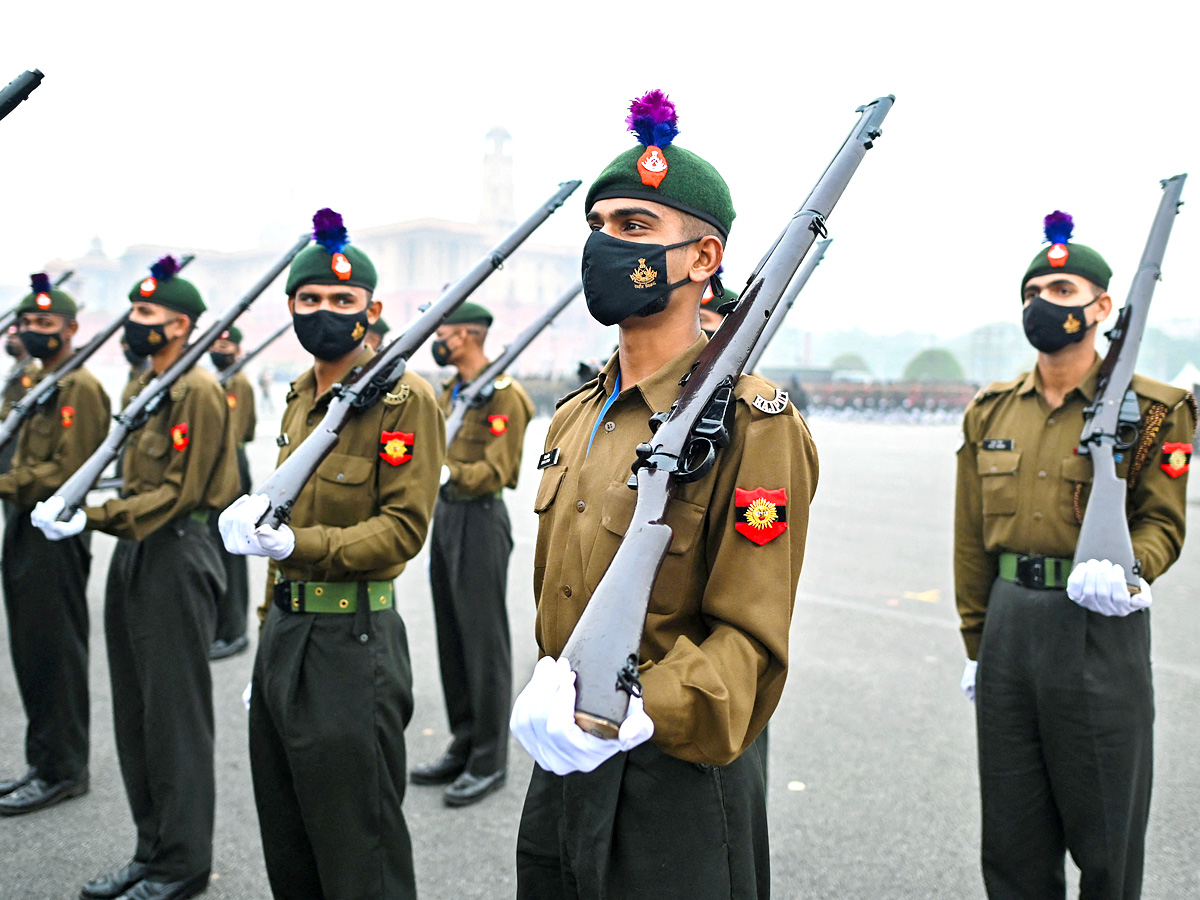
[744,240,831,374]
[253,180,581,527]
[1073,174,1187,585]
[219,320,293,386]
[0,69,43,123]
[561,96,894,737]
[51,237,309,518]
[444,281,582,447]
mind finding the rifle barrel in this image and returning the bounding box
[0,69,43,123]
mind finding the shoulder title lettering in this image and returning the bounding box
[383,383,411,406]
[752,389,790,415]
[493,376,512,391]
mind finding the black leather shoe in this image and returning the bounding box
[0,767,35,797]
[0,775,88,815]
[410,751,467,786]
[208,635,249,660]
[81,861,149,900]
[115,873,209,900]
[444,770,506,807]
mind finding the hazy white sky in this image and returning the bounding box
[1,0,1195,338]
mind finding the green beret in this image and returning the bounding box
[219,325,243,345]
[128,274,205,319]
[1021,211,1112,297]
[18,274,77,317]
[445,302,493,327]
[368,317,390,337]
[286,244,377,296]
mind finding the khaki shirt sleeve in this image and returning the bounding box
[448,385,535,494]
[0,376,111,507]
[288,385,446,571]
[1129,397,1195,582]
[84,379,230,541]
[953,404,997,660]
[231,372,256,443]
[639,404,818,766]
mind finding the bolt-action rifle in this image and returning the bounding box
[251,180,581,528]
[743,239,831,374]
[444,282,582,447]
[49,238,310,518]
[218,319,293,386]
[1072,174,1187,588]
[0,69,43,124]
[561,96,895,739]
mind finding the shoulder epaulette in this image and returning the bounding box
[1131,373,1190,411]
[555,380,597,410]
[735,372,794,417]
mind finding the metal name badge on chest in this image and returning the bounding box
[276,434,290,448]
[537,448,560,469]
[981,439,1013,451]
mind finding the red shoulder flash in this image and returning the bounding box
[734,487,788,546]
[488,414,509,436]
[171,422,189,451]
[380,430,414,466]
[61,406,74,428]
[1161,442,1192,478]
[226,393,238,410]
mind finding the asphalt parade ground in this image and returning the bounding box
[1,415,1197,899]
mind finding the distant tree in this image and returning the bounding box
[903,348,965,382]
[830,352,871,374]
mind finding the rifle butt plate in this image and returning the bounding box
[574,711,620,740]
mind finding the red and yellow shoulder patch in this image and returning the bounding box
[1161,442,1192,478]
[734,487,788,546]
[380,430,414,466]
[226,392,238,410]
[171,422,189,451]
[488,414,509,436]
[20,374,32,389]
[61,406,74,428]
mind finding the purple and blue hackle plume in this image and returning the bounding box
[30,273,51,294]
[313,208,349,254]
[149,255,180,282]
[626,89,679,148]
[1043,211,1074,245]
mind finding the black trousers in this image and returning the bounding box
[250,603,416,900]
[976,578,1154,900]
[210,445,251,644]
[428,496,513,776]
[516,737,770,900]
[1,510,91,783]
[105,517,222,882]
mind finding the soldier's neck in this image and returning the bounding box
[150,338,187,375]
[313,345,364,397]
[454,347,488,385]
[617,307,702,389]
[43,345,72,372]
[1036,339,1096,409]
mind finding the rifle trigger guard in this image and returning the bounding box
[675,379,735,484]
[615,654,643,699]
[629,442,680,487]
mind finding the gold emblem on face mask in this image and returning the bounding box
[149,330,162,344]
[352,322,365,340]
[630,258,658,289]
[1063,313,1081,334]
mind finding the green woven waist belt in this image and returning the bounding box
[276,580,394,614]
[189,509,211,525]
[998,552,1073,590]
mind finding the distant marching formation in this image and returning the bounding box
[2,68,1194,900]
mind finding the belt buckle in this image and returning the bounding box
[1017,555,1046,589]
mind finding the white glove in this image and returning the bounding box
[1067,559,1153,617]
[439,464,451,486]
[510,656,654,776]
[31,495,87,541]
[242,680,252,712]
[960,659,977,703]
[219,494,294,560]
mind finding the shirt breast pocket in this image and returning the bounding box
[133,430,172,484]
[314,452,375,527]
[20,415,56,462]
[977,448,1020,517]
[532,465,568,571]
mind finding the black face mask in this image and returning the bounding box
[293,308,368,362]
[123,346,147,368]
[1022,295,1099,354]
[209,351,236,371]
[19,329,64,360]
[124,320,171,358]
[430,339,452,367]
[581,231,697,327]
[5,337,23,359]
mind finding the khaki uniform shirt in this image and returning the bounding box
[223,369,256,445]
[440,367,535,497]
[0,365,110,509]
[954,354,1196,659]
[532,336,819,767]
[262,347,444,608]
[1,357,39,416]
[85,365,241,542]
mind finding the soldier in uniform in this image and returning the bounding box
[219,209,443,900]
[955,212,1195,900]
[410,302,535,806]
[34,256,240,900]
[0,275,109,815]
[207,326,256,659]
[509,90,818,899]
[364,315,389,351]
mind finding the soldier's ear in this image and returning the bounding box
[366,298,383,325]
